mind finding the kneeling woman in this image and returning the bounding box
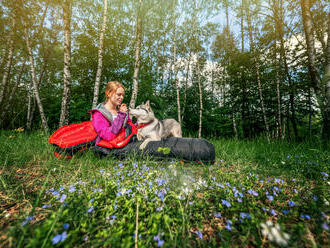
[90,81,133,146]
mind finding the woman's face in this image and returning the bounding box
[109,87,124,107]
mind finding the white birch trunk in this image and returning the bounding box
[246,6,270,139]
[196,54,203,139]
[129,0,143,109]
[92,0,108,108]
[1,62,26,122]
[59,0,72,127]
[0,17,15,106]
[23,25,49,133]
[322,16,330,139]
[172,22,181,124]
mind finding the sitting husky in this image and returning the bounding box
[129,100,182,149]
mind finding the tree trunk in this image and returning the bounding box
[129,0,143,109]
[26,83,32,130]
[1,62,26,123]
[172,17,181,125]
[300,0,323,111]
[275,71,282,139]
[241,0,244,52]
[322,15,330,139]
[196,55,203,138]
[246,5,270,139]
[272,0,283,139]
[0,17,15,106]
[23,25,49,133]
[59,0,72,127]
[92,0,108,108]
[182,53,191,123]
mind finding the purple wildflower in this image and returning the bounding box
[267,195,274,201]
[52,232,67,245]
[68,185,76,193]
[214,212,222,218]
[247,189,258,196]
[321,172,329,177]
[59,194,67,203]
[322,223,329,231]
[222,200,231,207]
[194,230,203,239]
[300,214,311,220]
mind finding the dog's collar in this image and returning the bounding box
[136,121,153,129]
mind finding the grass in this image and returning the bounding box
[0,129,329,247]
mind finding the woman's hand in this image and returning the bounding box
[119,104,128,113]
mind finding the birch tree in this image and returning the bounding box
[23,23,49,133]
[300,0,329,139]
[59,0,72,127]
[0,16,15,106]
[172,0,181,125]
[246,1,270,139]
[1,62,26,122]
[129,0,143,109]
[92,0,108,108]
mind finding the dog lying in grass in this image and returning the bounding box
[129,100,182,149]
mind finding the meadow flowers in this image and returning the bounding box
[52,231,67,245]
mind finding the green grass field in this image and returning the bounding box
[0,130,329,247]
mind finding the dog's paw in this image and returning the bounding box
[139,142,147,150]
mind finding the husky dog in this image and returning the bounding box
[129,101,182,149]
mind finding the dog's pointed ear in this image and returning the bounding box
[145,100,150,107]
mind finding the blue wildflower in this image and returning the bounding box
[157,240,164,247]
[63,223,69,230]
[288,201,296,207]
[52,191,59,196]
[42,203,51,209]
[267,195,274,201]
[282,210,290,215]
[68,185,76,193]
[237,198,242,203]
[322,223,329,231]
[293,189,298,193]
[21,216,34,226]
[100,169,105,174]
[240,212,251,219]
[189,201,193,205]
[52,232,67,245]
[214,212,222,218]
[313,195,318,201]
[321,172,329,177]
[225,224,232,231]
[247,189,258,196]
[194,230,203,239]
[222,200,231,207]
[270,209,277,216]
[87,207,94,213]
[59,194,67,203]
[300,214,311,220]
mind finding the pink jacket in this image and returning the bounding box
[89,103,131,145]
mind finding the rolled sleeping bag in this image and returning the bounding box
[91,137,216,164]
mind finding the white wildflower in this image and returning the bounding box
[261,221,290,246]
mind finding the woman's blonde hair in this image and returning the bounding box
[105,81,125,100]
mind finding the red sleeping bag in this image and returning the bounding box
[49,121,137,158]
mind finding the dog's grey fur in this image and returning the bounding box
[129,101,182,149]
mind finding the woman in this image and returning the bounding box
[90,81,131,146]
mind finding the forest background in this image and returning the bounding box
[0,0,329,141]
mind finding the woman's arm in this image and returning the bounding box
[92,111,126,141]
